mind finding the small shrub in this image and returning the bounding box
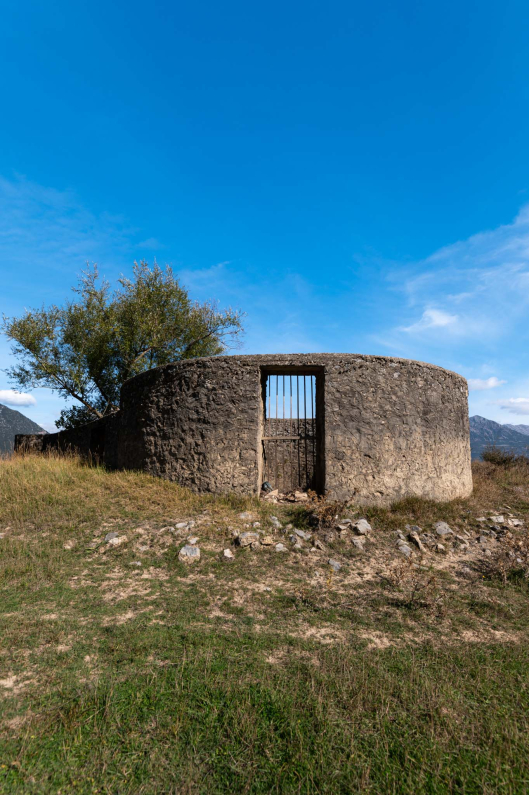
[481,446,526,467]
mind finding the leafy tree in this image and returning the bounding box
[2,262,244,429]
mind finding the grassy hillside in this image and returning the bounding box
[1,453,529,793]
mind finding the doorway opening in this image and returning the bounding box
[261,369,324,494]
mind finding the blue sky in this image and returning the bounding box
[1,0,529,430]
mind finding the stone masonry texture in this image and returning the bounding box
[15,353,473,505]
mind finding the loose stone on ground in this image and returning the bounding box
[179,545,201,563]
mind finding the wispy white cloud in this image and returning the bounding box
[0,389,36,407]
[401,308,458,333]
[494,398,529,416]
[468,377,506,391]
[382,202,529,350]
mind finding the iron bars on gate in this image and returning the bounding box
[261,372,318,494]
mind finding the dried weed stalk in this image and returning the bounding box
[483,534,529,586]
[309,496,349,530]
[380,560,449,616]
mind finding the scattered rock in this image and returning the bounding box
[107,536,127,547]
[396,531,406,541]
[406,524,422,535]
[434,522,453,537]
[435,543,445,553]
[275,543,287,552]
[238,512,255,521]
[175,522,188,530]
[252,522,261,528]
[352,538,365,551]
[507,518,523,528]
[476,517,487,522]
[489,515,504,524]
[260,536,274,545]
[293,528,312,541]
[160,526,177,534]
[396,540,412,557]
[328,558,341,571]
[130,561,142,567]
[236,531,260,547]
[250,541,261,550]
[105,532,119,542]
[179,545,200,563]
[314,538,325,551]
[269,516,282,528]
[223,548,234,559]
[352,518,372,535]
[407,531,426,553]
[187,536,199,545]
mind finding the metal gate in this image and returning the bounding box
[261,372,320,493]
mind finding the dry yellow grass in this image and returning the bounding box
[0,450,257,531]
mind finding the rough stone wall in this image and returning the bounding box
[322,356,471,504]
[116,357,262,492]
[15,353,472,505]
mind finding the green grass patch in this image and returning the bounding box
[2,633,529,794]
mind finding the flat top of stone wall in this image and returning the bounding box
[122,353,468,389]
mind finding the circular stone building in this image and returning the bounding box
[17,353,472,505]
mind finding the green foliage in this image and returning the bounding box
[2,262,244,428]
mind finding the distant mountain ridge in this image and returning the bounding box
[505,423,529,436]
[469,415,529,460]
[0,403,46,454]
